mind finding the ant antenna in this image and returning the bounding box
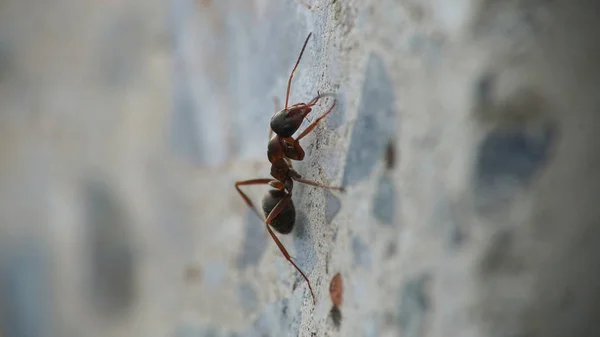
[285,32,313,109]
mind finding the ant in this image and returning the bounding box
[235,32,344,305]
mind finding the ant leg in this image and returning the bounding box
[296,99,337,141]
[236,179,284,249]
[264,193,316,304]
[235,179,273,221]
[265,224,316,304]
[285,32,312,109]
[293,176,345,192]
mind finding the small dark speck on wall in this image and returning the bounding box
[385,139,397,170]
[330,305,342,329]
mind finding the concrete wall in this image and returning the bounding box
[2,1,600,337]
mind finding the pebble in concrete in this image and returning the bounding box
[398,273,432,337]
[238,282,258,312]
[292,211,317,275]
[371,174,396,226]
[0,243,53,337]
[352,236,372,269]
[325,190,342,225]
[343,53,397,186]
[324,90,347,131]
[476,124,557,189]
[474,122,558,213]
[83,178,136,317]
[236,210,268,269]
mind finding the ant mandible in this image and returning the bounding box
[235,32,344,305]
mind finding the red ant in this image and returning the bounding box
[235,32,344,305]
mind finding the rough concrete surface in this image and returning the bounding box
[2,0,600,337]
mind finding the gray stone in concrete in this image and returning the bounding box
[351,236,372,269]
[398,274,431,337]
[343,53,396,187]
[0,243,53,337]
[324,91,347,131]
[238,283,258,312]
[371,174,395,226]
[83,178,136,317]
[236,210,268,269]
[292,211,317,274]
[475,124,557,189]
[324,190,341,225]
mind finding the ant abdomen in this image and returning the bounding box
[262,189,295,234]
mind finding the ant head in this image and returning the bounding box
[270,103,312,138]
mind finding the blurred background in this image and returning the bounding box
[1,0,600,337]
